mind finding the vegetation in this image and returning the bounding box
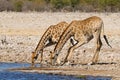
[0,0,120,12]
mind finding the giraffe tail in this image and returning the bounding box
[102,22,112,48]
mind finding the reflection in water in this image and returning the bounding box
[0,62,111,80]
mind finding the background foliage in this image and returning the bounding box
[0,0,120,12]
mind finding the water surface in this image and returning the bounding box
[0,62,111,80]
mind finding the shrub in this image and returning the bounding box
[0,0,120,12]
[14,0,23,12]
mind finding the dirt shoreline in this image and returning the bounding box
[9,66,118,80]
[0,12,120,80]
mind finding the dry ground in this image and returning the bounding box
[0,12,120,80]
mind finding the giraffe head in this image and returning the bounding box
[31,51,39,67]
[49,51,61,66]
[31,51,36,67]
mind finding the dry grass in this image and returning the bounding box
[0,12,120,36]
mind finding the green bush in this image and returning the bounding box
[50,0,63,9]
[0,0,120,12]
[14,1,23,12]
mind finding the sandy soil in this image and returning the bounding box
[0,12,120,80]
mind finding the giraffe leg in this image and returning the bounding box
[39,39,56,65]
[92,36,102,64]
[88,32,102,65]
[60,40,86,66]
[49,51,54,65]
[39,52,43,63]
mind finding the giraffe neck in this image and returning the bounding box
[54,27,73,54]
[34,29,50,53]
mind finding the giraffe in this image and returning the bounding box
[31,21,75,67]
[50,16,112,66]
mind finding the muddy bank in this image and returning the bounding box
[9,66,118,80]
